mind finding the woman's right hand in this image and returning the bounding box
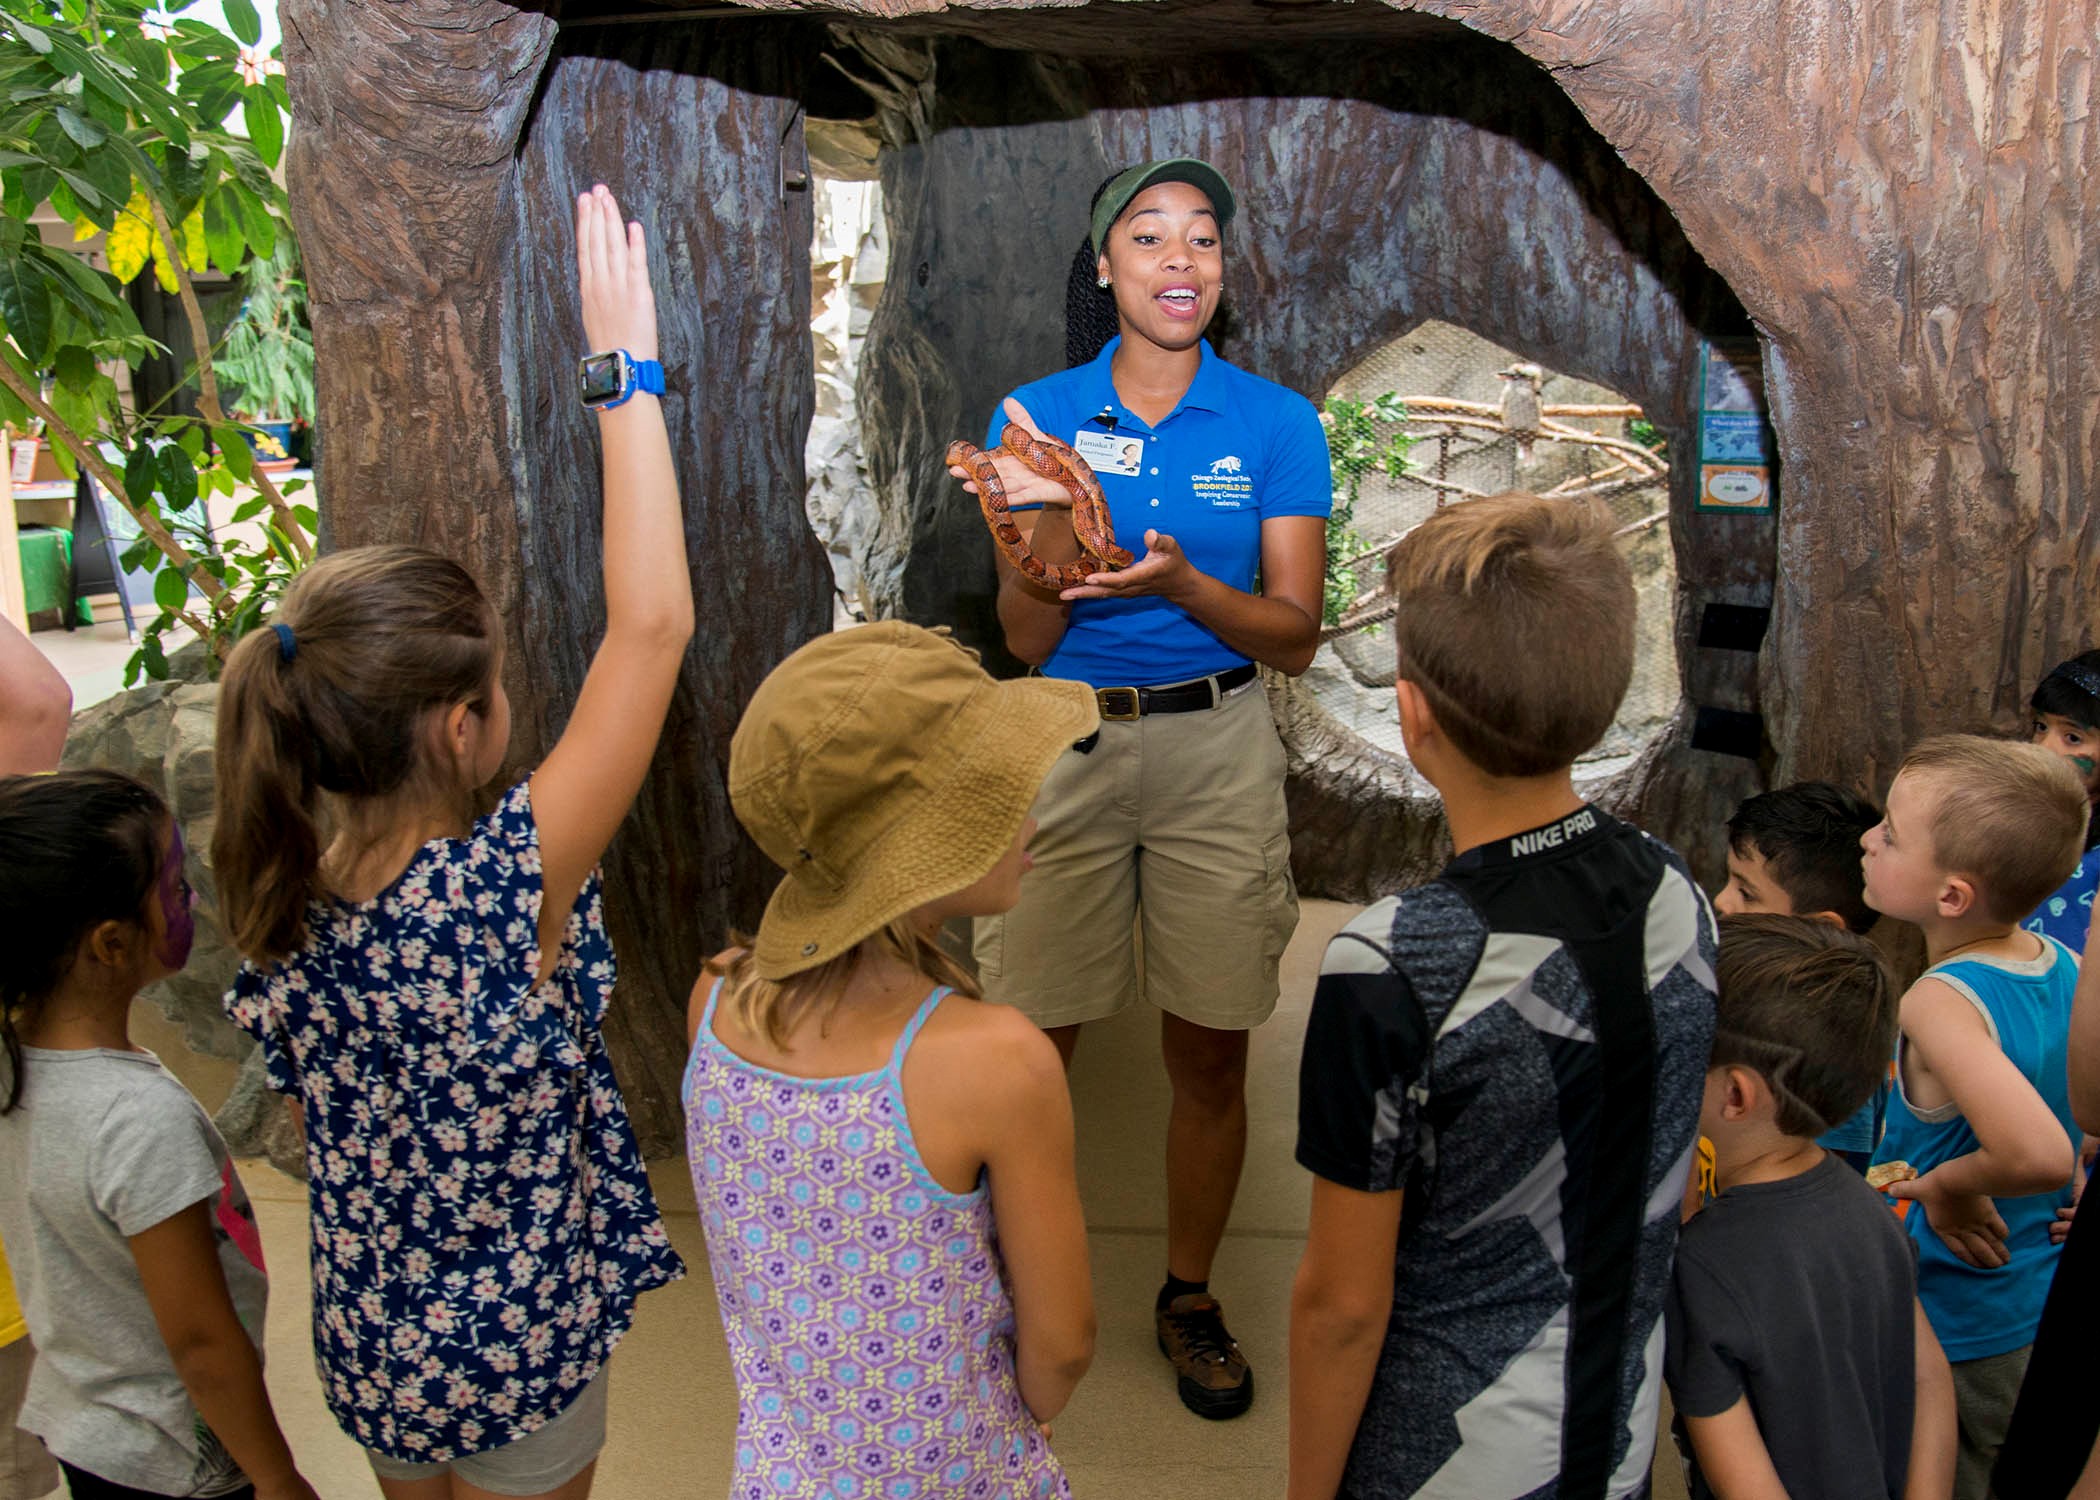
[577,184,658,362]
[950,398,1074,510]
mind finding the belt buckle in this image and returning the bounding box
[1097,686,1142,722]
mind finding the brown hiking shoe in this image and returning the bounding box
[1156,1292,1254,1419]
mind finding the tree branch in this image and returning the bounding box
[147,199,313,564]
[0,354,225,605]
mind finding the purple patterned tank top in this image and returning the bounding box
[684,982,1070,1500]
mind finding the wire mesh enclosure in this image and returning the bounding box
[1311,321,1677,770]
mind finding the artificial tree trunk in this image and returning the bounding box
[286,2,830,1152]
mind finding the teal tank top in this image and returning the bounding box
[1874,938,2080,1360]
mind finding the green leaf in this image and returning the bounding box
[0,254,54,362]
[139,632,169,680]
[153,562,189,611]
[52,167,108,213]
[156,442,197,513]
[228,494,266,523]
[51,342,94,390]
[121,533,160,572]
[233,184,273,260]
[240,91,280,169]
[76,146,131,223]
[199,190,242,273]
[176,422,206,461]
[0,164,53,223]
[44,178,79,224]
[11,21,53,55]
[125,441,159,509]
[221,0,261,44]
[53,105,101,148]
[213,422,253,480]
[291,503,316,533]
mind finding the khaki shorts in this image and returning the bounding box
[365,1364,608,1495]
[975,676,1298,1030]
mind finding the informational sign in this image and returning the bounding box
[1696,339,1777,514]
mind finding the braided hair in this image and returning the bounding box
[1064,172,1123,368]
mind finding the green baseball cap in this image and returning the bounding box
[1089,158,1237,257]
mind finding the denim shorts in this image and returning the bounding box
[365,1365,609,1495]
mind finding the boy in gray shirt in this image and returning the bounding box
[1666,914,1953,1500]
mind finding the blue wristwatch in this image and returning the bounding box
[578,349,666,409]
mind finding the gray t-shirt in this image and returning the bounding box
[0,1047,268,1495]
[1665,1153,1917,1500]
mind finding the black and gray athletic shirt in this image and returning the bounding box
[1297,805,1717,1500]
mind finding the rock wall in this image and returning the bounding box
[60,681,304,1173]
[805,175,890,613]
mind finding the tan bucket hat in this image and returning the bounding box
[730,622,1099,980]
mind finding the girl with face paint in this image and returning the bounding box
[0,770,316,1500]
[2023,650,2100,957]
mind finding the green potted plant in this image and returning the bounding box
[213,235,313,470]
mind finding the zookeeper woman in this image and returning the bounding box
[952,157,1332,1420]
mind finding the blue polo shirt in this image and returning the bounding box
[990,337,1332,688]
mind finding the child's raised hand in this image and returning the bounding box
[576,184,658,362]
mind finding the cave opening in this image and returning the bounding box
[783,8,1774,892]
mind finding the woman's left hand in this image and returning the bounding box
[1058,530,1199,603]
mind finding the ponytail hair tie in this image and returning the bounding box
[270,622,297,662]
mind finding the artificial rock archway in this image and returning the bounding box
[289,0,2099,1149]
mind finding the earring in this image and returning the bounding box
[1096,276,1110,289]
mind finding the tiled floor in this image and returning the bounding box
[124,899,1688,1500]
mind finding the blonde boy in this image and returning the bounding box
[1289,494,1716,1500]
[1863,735,2085,1500]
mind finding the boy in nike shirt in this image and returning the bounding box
[1288,493,1717,1500]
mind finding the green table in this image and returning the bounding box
[17,526,92,625]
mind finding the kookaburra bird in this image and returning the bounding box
[1498,363,1545,466]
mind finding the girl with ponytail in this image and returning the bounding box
[0,770,317,1500]
[214,185,689,1499]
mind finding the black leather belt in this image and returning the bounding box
[1095,663,1257,721]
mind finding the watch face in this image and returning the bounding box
[580,352,626,405]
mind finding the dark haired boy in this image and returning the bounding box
[2024,650,2100,954]
[1288,493,1715,1500]
[1665,914,1954,1500]
[1715,781,1889,1172]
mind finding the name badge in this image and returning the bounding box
[1073,429,1143,478]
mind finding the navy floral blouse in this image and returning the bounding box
[226,781,683,1462]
